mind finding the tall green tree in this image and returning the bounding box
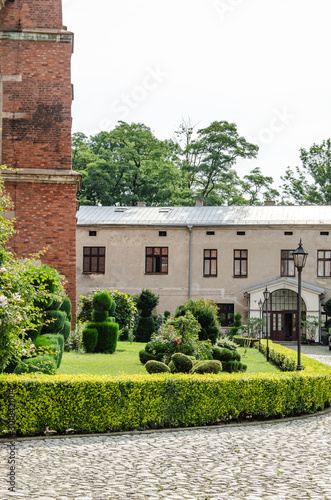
[281,139,331,204]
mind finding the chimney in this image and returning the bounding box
[137,201,146,207]
[264,201,275,206]
[195,198,204,207]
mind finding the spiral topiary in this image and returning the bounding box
[84,291,119,353]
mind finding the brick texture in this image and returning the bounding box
[0,0,63,30]
[0,0,79,323]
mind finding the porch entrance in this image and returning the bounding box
[263,289,306,342]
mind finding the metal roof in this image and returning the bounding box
[77,205,331,227]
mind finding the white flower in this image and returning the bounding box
[30,344,35,349]
[0,267,7,273]
[11,293,21,301]
[0,295,7,307]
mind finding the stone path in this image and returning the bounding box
[1,411,331,500]
[1,346,331,500]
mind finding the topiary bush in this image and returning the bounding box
[145,360,170,374]
[139,350,158,365]
[82,328,98,353]
[171,353,194,373]
[86,292,119,354]
[217,337,238,350]
[221,360,247,373]
[230,313,243,337]
[135,316,156,343]
[135,289,159,342]
[190,360,222,374]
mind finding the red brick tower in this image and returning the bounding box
[0,0,81,321]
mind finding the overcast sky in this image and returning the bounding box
[63,0,331,186]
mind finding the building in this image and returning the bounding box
[0,0,81,320]
[76,204,331,342]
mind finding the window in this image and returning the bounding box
[83,247,105,274]
[217,303,234,326]
[320,232,329,236]
[146,247,168,274]
[206,231,215,236]
[318,250,331,277]
[237,231,245,236]
[204,249,217,276]
[284,231,293,236]
[281,250,295,277]
[159,231,167,237]
[89,231,97,237]
[234,249,247,277]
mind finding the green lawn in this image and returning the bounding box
[58,342,279,376]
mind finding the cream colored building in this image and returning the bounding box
[76,204,331,342]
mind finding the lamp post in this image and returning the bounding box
[263,288,270,361]
[258,298,263,351]
[292,239,308,371]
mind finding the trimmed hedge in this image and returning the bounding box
[233,336,257,348]
[1,343,331,437]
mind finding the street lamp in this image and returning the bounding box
[292,239,308,371]
[263,288,270,361]
[258,298,263,351]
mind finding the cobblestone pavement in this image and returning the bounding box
[1,411,331,500]
[1,347,331,500]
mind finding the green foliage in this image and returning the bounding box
[65,324,84,352]
[171,353,194,373]
[175,298,220,344]
[93,291,112,312]
[13,355,57,375]
[145,360,171,374]
[222,361,247,373]
[59,321,71,343]
[135,316,156,343]
[77,290,137,339]
[82,328,98,353]
[41,310,66,335]
[259,340,296,371]
[217,337,238,351]
[190,360,222,374]
[136,288,159,317]
[44,334,64,369]
[233,336,258,348]
[1,346,331,436]
[324,298,331,317]
[139,350,157,365]
[59,297,72,322]
[92,310,109,322]
[88,321,119,354]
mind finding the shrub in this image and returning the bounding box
[175,298,220,344]
[171,353,194,373]
[230,313,243,337]
[43,334,64,368]
[135,316,156,343]
[13,355,57,375]
[222,361,247,373]
[145,360,170,374]
[136,288,159,317]
[88,321,119,354]
[212,347,233,362]
[191,360,222,374]
[92,310,109,323]
[93,292,112,312]
[60,321,71,343]
[41,310,66,335]
[65,324,84,352]
[82,328,98,353]
[217,337,238,351]
[59,296,72,322]
[233,336,257,348]
[139,350,157,365]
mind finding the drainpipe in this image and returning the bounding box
[187,225,193,299]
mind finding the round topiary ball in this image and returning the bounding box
[145,360,170,374]
[92,292,112,312]
[190,360,222,374]
[171,353,194,373]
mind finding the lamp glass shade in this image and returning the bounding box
[258,299,263,308]
[292,241,308,269]
[263,288,270,301]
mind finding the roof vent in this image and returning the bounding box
[159,208,172,213]
[114,207,128,212]
[137,202,146,207]
[196,198,204,207]
[264,201,275,206]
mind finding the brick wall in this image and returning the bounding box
[0,0,63,30]
[0,0,80,323]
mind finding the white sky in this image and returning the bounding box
[63,0,331,187]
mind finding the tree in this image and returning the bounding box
[239,167,280,205]
[176,120,259,204]
[281,139,331,205]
